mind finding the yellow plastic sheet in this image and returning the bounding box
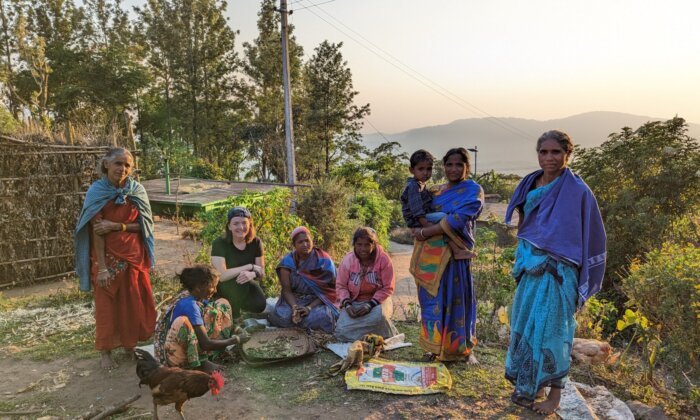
[345,357,452,395]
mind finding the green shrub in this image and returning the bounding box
[621,242,700,367]
[296,178,354,260]
[349,190,393,250]
[471,227,516,325]
[575,296,618,340]
[0,105,19,135]
[196,188,303,296]
[190,158,225,180]
[475,170,521,201]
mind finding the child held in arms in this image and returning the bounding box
[400,149,473,259]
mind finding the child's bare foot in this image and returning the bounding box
[466,354,479,365]
[100,351,118,370]
[532,387,561,415]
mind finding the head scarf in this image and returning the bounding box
[291,226,312,243]
[74,177,155,291]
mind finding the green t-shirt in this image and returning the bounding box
[211,236,263,269]
[211,236,264,307]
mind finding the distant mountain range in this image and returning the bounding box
[362,111,700,175]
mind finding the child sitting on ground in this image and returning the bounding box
[400,149,473,260]
[154,265,249,372]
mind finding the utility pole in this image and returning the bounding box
[278,0,296,187]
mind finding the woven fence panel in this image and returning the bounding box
[0,139,109,287]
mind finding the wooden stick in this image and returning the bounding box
[0,410,42,416]
[83,394,141,420]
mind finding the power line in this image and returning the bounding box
[292,0,337,11]
[364,119,392,144]
[295,0,535,140]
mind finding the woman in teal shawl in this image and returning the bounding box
[74,147,156,370]
[504,131,606,415]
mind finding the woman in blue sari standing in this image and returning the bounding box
[411,147,484,363]
[504,130,606,415]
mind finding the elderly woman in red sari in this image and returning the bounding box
[411,147,483,363]
[268,227,338,333]
[74,147,157,370]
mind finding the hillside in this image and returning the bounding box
[362,111,700,175]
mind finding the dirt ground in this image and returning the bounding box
[0,220,530,419]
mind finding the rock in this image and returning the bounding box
[558,381,599,420]
[573,382,634,420]
[625,400,669,420]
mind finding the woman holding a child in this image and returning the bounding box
[410,147,484,363]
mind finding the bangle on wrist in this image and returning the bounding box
[121,223,126,232]
[419,228,426,239]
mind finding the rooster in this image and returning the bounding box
[134,349,224,420]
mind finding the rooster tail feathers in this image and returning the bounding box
[134,348,158,363]
[134,348,160,383]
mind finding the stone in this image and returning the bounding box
[557,381,598,420]
[625,400,669,420]
[573,382,634,420]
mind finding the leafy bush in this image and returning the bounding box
[472,228,517,311]
[196,188,303,295]
[621,242,700,367]
[349,190,393,250]
[296,178,354,259]
[0,106,19,135]
[572,117,700,297]
[575,297,618,340]
[475,170,521,201]
[190,158,225,180]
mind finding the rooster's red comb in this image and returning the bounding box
[210,370,225,394]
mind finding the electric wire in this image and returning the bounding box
[295,0,534,140]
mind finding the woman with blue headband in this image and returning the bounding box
[210,207,267,318]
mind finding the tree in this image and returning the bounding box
[299,40,369,180]
[242,0,303,182]
[137,0,245,176]
[571,117,700,293]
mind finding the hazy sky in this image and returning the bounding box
[228,0,700,134]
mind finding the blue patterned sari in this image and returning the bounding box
[505,178,578,401]
[418,179,483,360]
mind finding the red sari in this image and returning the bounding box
[90,200,156,351]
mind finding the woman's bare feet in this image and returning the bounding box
[466,354,479,365]
[100,351,118,370]
[532,387,561,415]
[536,387,547,399]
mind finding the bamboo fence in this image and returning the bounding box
[0,137,109,288]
